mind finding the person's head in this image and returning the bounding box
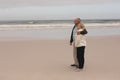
[74,18,81,25]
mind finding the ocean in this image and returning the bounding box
[0,19,120,39]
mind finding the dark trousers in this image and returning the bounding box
[77,46,85,68]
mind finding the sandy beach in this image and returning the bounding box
[0,35,120,80]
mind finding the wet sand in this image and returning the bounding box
[0,35,120,80]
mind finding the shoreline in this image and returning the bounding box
[0,28,120,40]
[0,35,119,41]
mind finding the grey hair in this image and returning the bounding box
[77,18,81,21]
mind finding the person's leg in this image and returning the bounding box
[71,43,78,66]
[77,46,85,69]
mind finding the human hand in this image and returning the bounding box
[77,31,80,35]
[70,42,72,46]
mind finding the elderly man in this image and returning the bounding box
[70,18,88,69]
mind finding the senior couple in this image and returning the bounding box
[70,18,88,69]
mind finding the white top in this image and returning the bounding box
[74,29,86,47]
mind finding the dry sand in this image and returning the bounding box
[0,35,120,80]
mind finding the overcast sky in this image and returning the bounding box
[0,0,120,20]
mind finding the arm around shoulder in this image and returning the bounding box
[80,29,88,35]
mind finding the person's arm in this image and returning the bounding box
[70,33,73,44]
[80,29,88,35]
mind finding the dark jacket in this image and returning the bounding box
[70,25,88,43]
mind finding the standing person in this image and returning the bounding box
[70,18,87,69]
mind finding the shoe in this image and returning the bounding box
[76,66,84,69]
[71,64,77,67]
[78,67,84,69]
[76,65,79,68]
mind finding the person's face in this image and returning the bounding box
[74,19,80,25]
